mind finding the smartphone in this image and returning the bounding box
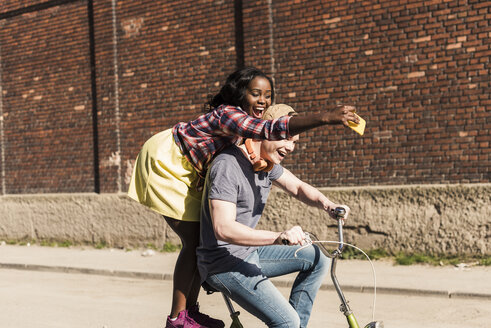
[348,113,366,136]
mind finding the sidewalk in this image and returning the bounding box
[0,244,489,300]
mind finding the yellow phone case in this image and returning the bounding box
[348,113,366,136]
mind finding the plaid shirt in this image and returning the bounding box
[172,105,291,174]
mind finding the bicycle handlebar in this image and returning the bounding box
[334,206,346,218]
[301,206,347,258]
[282,207,346,253]
[333,207,346,255]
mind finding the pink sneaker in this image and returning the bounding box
[166,309,204,328]
[188,304,225,328]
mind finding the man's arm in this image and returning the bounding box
[209,199,304,246]
[273,168,349,220]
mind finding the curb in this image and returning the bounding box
[1,262,490,301]
[0,262,172,280]
[270,277,491,300]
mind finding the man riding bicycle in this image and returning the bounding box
[197,104,351,327]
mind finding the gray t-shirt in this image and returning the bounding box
[197,145,284,281]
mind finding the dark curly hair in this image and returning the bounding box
[205,66,275,112]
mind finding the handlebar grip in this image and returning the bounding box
[334,207,346,219]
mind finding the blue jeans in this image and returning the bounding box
[206,244,329,328]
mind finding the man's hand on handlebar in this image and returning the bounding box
[328,205,350,224]
[275,225,308,246]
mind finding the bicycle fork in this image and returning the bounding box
[331,255,358,327]
[331,256,383,328]
[330,208,383,328]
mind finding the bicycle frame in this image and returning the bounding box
[222,293,243,328]
[202,281,244,328]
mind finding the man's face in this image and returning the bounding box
[260,135,299,164]
[243,76,272,119]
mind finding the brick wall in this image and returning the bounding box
[0,1,95,193]
[255,0,490,187]
[0,0,489,195]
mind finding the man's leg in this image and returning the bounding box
[206,251,300,328]
[257,244,330,328]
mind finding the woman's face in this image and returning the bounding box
[243,76,272,119]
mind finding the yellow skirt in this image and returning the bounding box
[127,129,202,222]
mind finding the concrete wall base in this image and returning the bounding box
[1,184,489,255]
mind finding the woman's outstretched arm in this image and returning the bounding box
[288,105,358,136]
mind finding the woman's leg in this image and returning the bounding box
[164,216,201,318]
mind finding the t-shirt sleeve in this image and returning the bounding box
[207,157,240,204]
[268,164,284,181]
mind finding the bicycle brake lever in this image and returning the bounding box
[304,232,313,245]
[304,232,338,258]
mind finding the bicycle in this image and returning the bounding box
[308,207,384,328]
[202,207,383,328]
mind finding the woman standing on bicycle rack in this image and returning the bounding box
[197,104,352,328]
[128,67,359,328]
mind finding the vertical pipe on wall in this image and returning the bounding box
[87,0,100,193]
[0,44,5,195]
[234,0,245,69]
[267,0,276,86]
[111,0,122,193]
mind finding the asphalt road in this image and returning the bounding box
[1,268,489,328]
